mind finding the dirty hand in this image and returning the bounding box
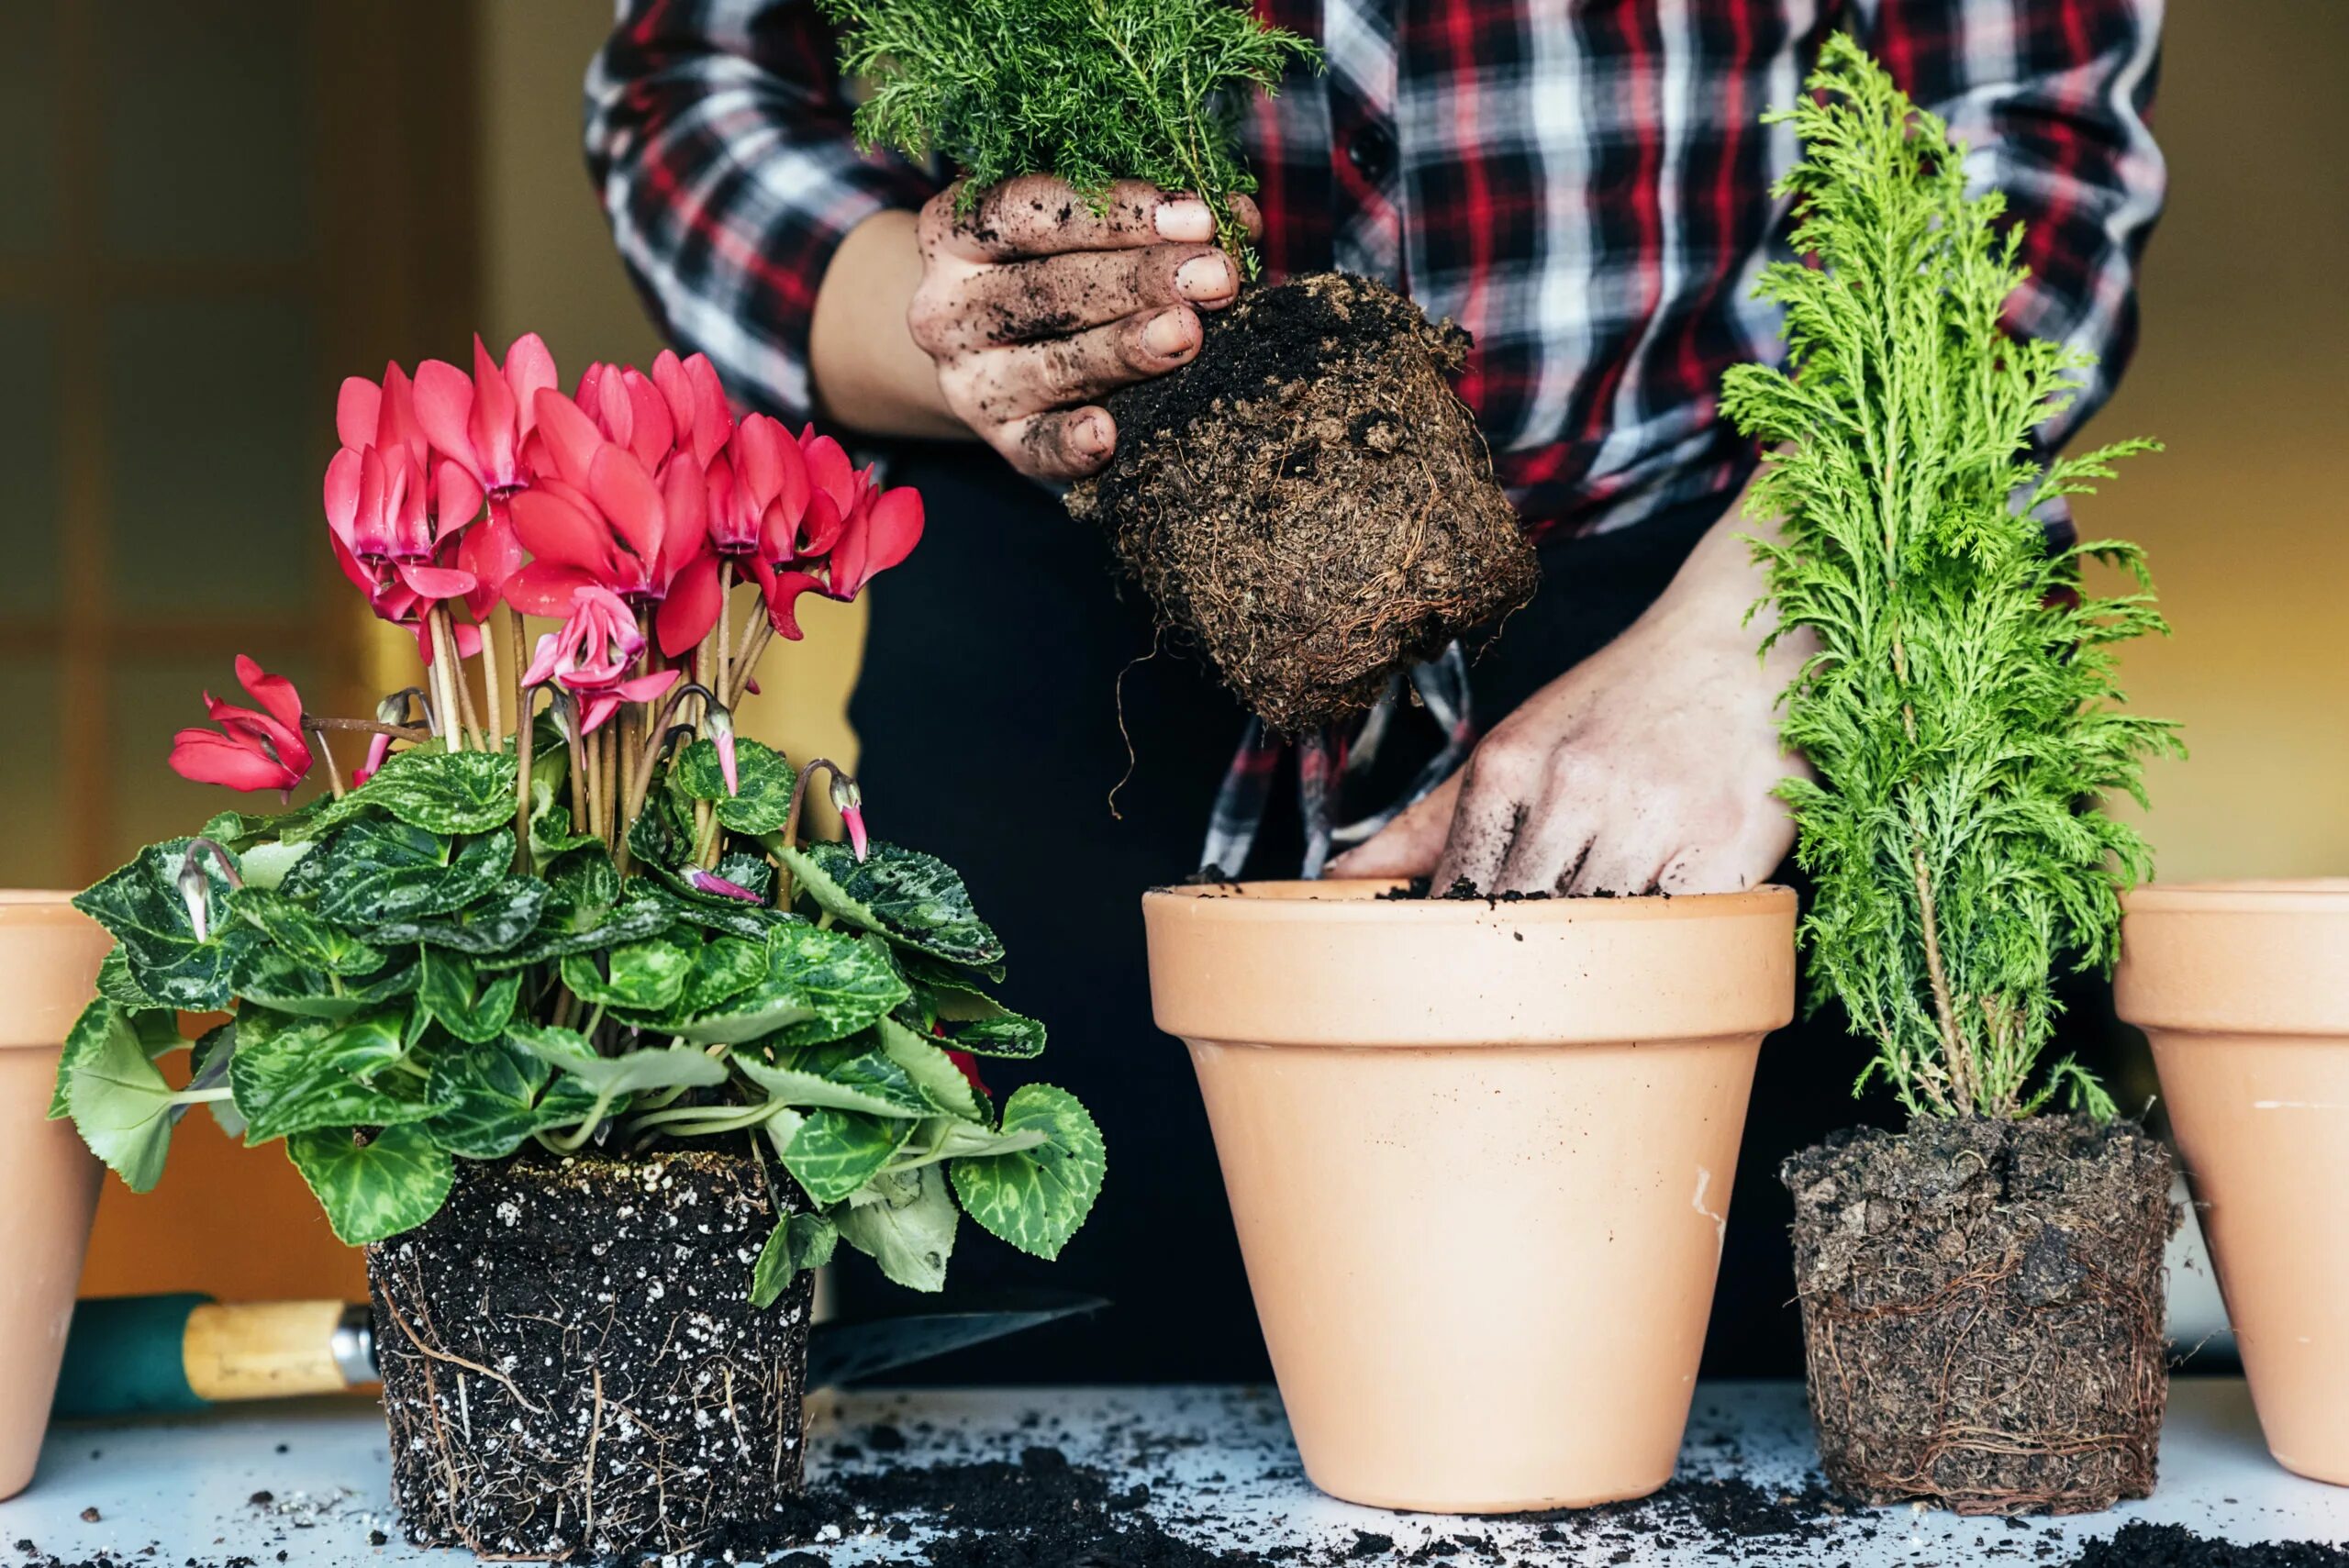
[1328,503,1812,895]
[907,176,1253,482]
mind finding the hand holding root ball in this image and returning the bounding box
[908,175,1259,480]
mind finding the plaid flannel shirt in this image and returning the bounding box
[585,0,2164,872]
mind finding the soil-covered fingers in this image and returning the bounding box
[997,407,1119,484]
[952,306,1204,426]
[1429,740,1551,895]
[916,244,1241,355]
[1327,773,1462,880]
[921,177,1221,262]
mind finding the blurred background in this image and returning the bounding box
[0,2,2341,1312]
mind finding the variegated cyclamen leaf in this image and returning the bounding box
[662,924,906,1046]
[228,888,386,975]
[366,877,549,955]
[835,1165,958,1293]
[320,748,518,837]
[74,839,250,1009]
[874,1016,984,1122]
[425,1039,599,1160]
[228,944,418,1020]
[287,1124,453,1244]
[416,948,524,1046]
[561,933,696,1012]
[950,1084,1106,1261]
[228,1010,440,1145]
[730,1039,930,1118]
[298,820,507,927]
[57,998,178,1191]
[751,1210,837,1309]
[673,737,796,834]
[771,841,1004,969]
[781,1109,916,1205]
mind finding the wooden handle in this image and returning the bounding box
[183,1300,356,1401]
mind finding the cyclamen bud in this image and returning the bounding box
[829,773,868,862]
[683,866,763,904]
[703,701,740,797]
[176,838,243,941]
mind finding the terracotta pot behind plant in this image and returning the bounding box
[368,1151,815,1558]
[2119,879,2349,1485]
[1144,881,1795,1512]
[0,893,113,1501]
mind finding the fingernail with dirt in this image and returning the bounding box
[1075,413,1111,454]
[1175,254,1235,303]
[1143,309,1198,359]
[1154,198,1213,242]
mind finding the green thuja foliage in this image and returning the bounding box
[1720,35,2181,1121]
[821,0,1316,264]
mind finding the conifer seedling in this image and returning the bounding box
[1722,35,2182,1121]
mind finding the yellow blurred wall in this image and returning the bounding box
[79,1,2348,1304]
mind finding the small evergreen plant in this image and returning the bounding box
[821,0,1316,263]
[1721,36,2182,1121]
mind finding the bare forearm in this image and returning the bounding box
[807,210,967,440]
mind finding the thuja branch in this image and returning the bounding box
[823,0,1317,267]
[1720,37,2178,1120]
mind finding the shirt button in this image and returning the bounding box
[1347,122,1397,185]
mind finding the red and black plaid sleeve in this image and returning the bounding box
[584,0,940,425]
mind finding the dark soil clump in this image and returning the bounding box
[367,1150,814,1560]
[1782,1115,2175,1514]
[1068,272,1539,734]
[2071,1522,2349,1566]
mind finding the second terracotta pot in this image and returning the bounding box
[1143,881,1795,1512]
[0,893,114,1501]
[2118,879,2349,1485]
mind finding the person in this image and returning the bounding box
[584,0,2164,1381]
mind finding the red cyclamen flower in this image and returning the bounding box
[169,657,314,796]
[412,332,559,497]
[519,584,680,734]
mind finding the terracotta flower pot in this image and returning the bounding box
[2117,879,2349,1485]
[0,893,113,1501]
[1143,881,1795,1512]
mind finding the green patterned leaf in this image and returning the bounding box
[57,999,177,1191]
[479,851,672,967]
[200,798,326,852]
[661,924,906,1046]
[416,948,523,1046]
[782,1109,916,1205]
[95,948,161,1010]
[74,839,251,1008]
[751,1210,836,1309]
[364,877,548,955]
[425,1039,598,1159]
[732,1038,930,1118]
[287,1123,453,1244]
[950,1084,1106,1261]
[228,944,417,1020]
[293,819,507,927]
[325,748,518,836]
[228,889,386,975]
[561,934,696,1011]
[774,840,1004,968]
[875,1016,984,1121]
[674,738,796,833]
[228,1010,440,1144]
[835,1165,958,1292]
[510,1026,729,1099]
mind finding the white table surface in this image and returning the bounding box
[4,1379,2343,1564]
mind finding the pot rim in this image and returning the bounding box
[1145,879,1797,922]
[0,890,86,908]
[2122,878,2349,916]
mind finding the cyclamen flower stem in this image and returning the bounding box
[558,695,586,836]
[427,608,467,753]
[479,609,506,753]
[301,719,347,801]
[511,684,539,872]
[601,719,621,848]
[306,716,435,741]
[773,755,846,906]
[716,562,733,708]
[728,617,775,708]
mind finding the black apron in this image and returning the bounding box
[840,440,1897,1383]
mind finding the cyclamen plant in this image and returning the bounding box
[55,334,1105,1304]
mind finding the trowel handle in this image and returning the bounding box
[53,1295,376,1420]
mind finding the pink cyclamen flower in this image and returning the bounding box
[682,866,763,903]
[412,332,559,496]
[651,350,734,469]
[169,657,314,796]
[707,413,809,559]
[507,389,718,658]
[518,584,680,734]
[828,772,869,862]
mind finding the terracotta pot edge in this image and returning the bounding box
[1144,880,1798,921]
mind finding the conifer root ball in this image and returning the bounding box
[1782,1117,2175,1514]
[1066,272,1539,734]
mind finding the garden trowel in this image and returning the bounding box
[50,1290,1103,1420]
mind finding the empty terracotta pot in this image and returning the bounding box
[1143,881,1796,1511]
[2118,879,2349,1485]
[0,892,113,1500]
